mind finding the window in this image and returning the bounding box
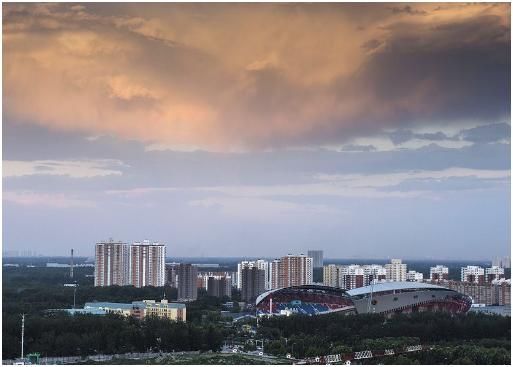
[393,297,398,301]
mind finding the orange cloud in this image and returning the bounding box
[3,3,510,151]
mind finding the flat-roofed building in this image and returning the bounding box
[144,299,186,321]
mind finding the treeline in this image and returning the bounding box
[3,267,181,315]
[3,313,224,360]
[258,312,511,361]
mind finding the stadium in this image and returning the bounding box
[347,282,472,315]
[255,285,356,316]
[255,282,472,317]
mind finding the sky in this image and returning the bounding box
[2,2,511,259]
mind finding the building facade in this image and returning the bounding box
[430,279,511,306]
[241,267,266,302]
[237,260,270,290]
[207,276,232,298]
[144,299,186,321]
[277,254,313,288]
[385,259,407,282]
[485,266,505,282]
[307,250,324,268]
[177,264,198,301]
[406,270,424,282]
[94,240,129,287]
[323,264,387,289]
[129,240,166,287]
[269,259,281,289]
[430,265,449,282]
[461,266,485,284]
[165,263,179,288]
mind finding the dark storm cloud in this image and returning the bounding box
[3,3,510,150]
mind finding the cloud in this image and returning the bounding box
[3,3,510,151]
[188,196,341,219]
[457,123,511,143]
[339,144,377,152]
[3,159,126,178]
[3,191,96,208]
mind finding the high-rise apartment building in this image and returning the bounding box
[269,259,281,289]
[94,240,129,286]
[241,267,266,302]
[485,266,505,282]
[207,276,232,298]
[430,265,449,282]
[461,265,485,284]
[129,240,166,287]
[177,264,198,301]
[237,260,270,290]
[165,263,179,287]
[492,256,511,269]
[406,270,424,282]
[323,264,339,288]
[385,259,407,282]
[307,250,324,268]
[277,254,313,288]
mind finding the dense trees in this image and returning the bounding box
[3,313,224,359]
[257,312,511,363]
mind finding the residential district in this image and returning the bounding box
[56,239,510,321]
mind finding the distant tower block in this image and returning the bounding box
[70,248,74,279]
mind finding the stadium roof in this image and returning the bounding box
[347,281,449,296]
[255,284,350,305]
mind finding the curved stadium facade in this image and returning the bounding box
[255,282,472,317]
[347,281,472,315]
[255,285,356,316]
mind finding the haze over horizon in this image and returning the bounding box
[2,3,511,259]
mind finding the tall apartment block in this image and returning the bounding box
[129,240,166,287]
[323,264,339,287]
[461,265,485,284]
[307,250,324,268]
[94,240,129,286]
[485,266,505,282]
[492,256,511,269]
[430,265,449,281]
[241,267,266,302]
[207,276,232,298]
[177,264,198,301]
[237,260,270,290]
[269,259,281,289]
[385,259,407,282]
[165,263,179,287]
[277,254,313,288]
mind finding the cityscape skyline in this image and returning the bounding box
[3,2,510,259]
